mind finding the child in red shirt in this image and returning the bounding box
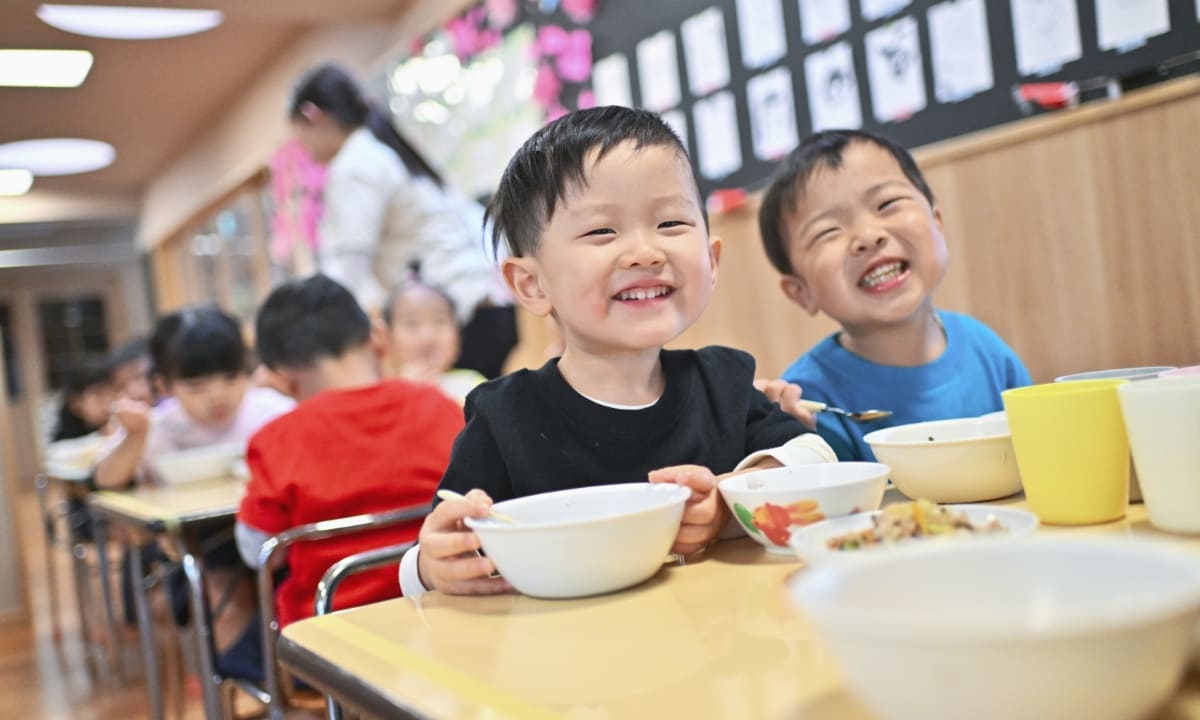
[227,274,463,681]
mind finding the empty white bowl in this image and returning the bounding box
[789,537,1200,720]
[148,442,243,485]
[718,463,888,554]
[788,503,1038,566]
[864,416,1021,502]
[464,483,690,599]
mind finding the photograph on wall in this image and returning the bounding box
[592,53,634,107]
[636,30,683,111]
[804,40,863,131]
[736,0,787,69]
[865,16,927,123]
[692,89,743,180]
[928,0,994,103]
[682,6,732,96]
[1095,0,1170,51]
[799,0,852,45]
[1010,0,1083,76]
[746,66,799,161]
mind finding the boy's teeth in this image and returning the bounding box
[617,286,669,301]
[860,261,906,288]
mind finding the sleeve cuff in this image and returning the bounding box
[398,543,430,597]
[734,433,837,472]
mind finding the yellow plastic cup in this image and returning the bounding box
[1002,379,1130,525]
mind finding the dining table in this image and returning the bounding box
[276,494,1200,719]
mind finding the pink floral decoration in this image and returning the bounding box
[485,0,518,28]
[536,24,570,56]
[576,89,596,109]
[555,29,592,83]
[268,139,326,266]
[532,62,563,106]
[561,0,598,23]
[445,7,501,60]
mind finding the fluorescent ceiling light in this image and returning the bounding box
[37,4,223,40]
[0,49,93,88]
[0,170,34,196]
[0,139,116,176]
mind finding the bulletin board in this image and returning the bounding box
[583,0,1200,197]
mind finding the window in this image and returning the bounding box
[0,304,19,399]
[37,297,109,391]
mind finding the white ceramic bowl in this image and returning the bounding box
[43,433,107,480]
[717,463,888,554]
[148,442,243,485]
[788,504,1038,566]
[864,416,1021,502]
[789,538,1200,720]
[464,483,690,599]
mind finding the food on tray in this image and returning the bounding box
[826,500,1005,551]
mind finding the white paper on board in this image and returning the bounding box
[746,66,799,161]
[1009,0,1083,76]
[682,6,732,96]
[865,16,927,123]
[592,53,633,107]
[661,108,689,155]
[798,0,852,45]
[928,0,994,103]
[859,0,912,22]
[692,90,743,180]
[636,30,682,112]
[1095,0,1170,51]
[736,0,787,68]
[804,41,863,131]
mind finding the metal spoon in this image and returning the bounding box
[436,489,520,524]
[797,399,892,423]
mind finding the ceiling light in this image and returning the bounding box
[0,139,116,176]
[0,170,34,196]
[37,4,223,40]
[0,49,92,88]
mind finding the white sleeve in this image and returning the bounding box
[398,543,430,597]
[235,520,275,569]
[733,433,837,472]
[319,168,391,312]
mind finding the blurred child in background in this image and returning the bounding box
[382,279,486,404]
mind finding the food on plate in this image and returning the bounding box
[826,500,1005,551]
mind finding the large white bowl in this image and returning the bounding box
[788,503,1038,566]
[148,442,243,485]
[718,463,888,554]
[864,416,1021,502]
[464,483,690,599]
[789,538,1200,720]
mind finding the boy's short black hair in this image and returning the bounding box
[486,105,706,258]
[255,274,371,370]
[759,129,935,275]
[151,306,247,381]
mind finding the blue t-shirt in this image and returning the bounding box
[782,310,1032,461]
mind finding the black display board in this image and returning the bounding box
[582,0,1199,196]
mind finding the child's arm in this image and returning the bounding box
[409,491,511,595]
[754,377,817,429]
[93,399,151,488]
[648,465,730,556]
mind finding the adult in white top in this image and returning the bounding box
[289,63,516,378]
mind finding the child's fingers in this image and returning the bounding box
[439,576,512,596]
[648,465,716,499]
[421,528,484,559]
[431,552,497,582]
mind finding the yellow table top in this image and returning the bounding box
[279,500,1200,720]
[88,477,245,531]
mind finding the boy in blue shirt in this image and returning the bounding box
[757,130,1031,461]
[400,107,835,596]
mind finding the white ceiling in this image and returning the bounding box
[0,0,417,201]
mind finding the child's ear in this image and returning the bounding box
[502,256,553,317]
[780,274,820,316]
[707,235,723,287]
[368,318,390,361]
[932,205,945,235]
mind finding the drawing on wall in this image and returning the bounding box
[1010,0,1083,76]
[928,0,994,103]
[681,6,732,96]
[746,66,799,161]
[692,90,743,180]
[859,0,912,22]
[736,0,787,68]
[636,30,682,111]
[592,53,633,107]
[804,41,863,131]
[1095,0,1170,51]
[798,0,852,45]
[865,16,927,123]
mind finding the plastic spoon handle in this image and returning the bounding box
[436,489,519,524]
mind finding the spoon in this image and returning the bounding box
[436,489,520,525]
[797,399,892,423]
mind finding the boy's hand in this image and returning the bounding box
[111,398,151,437]
[648,465,730,556]
[416,489,512,596]
[754,378,817,430]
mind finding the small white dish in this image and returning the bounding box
[788,504,1038,566]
